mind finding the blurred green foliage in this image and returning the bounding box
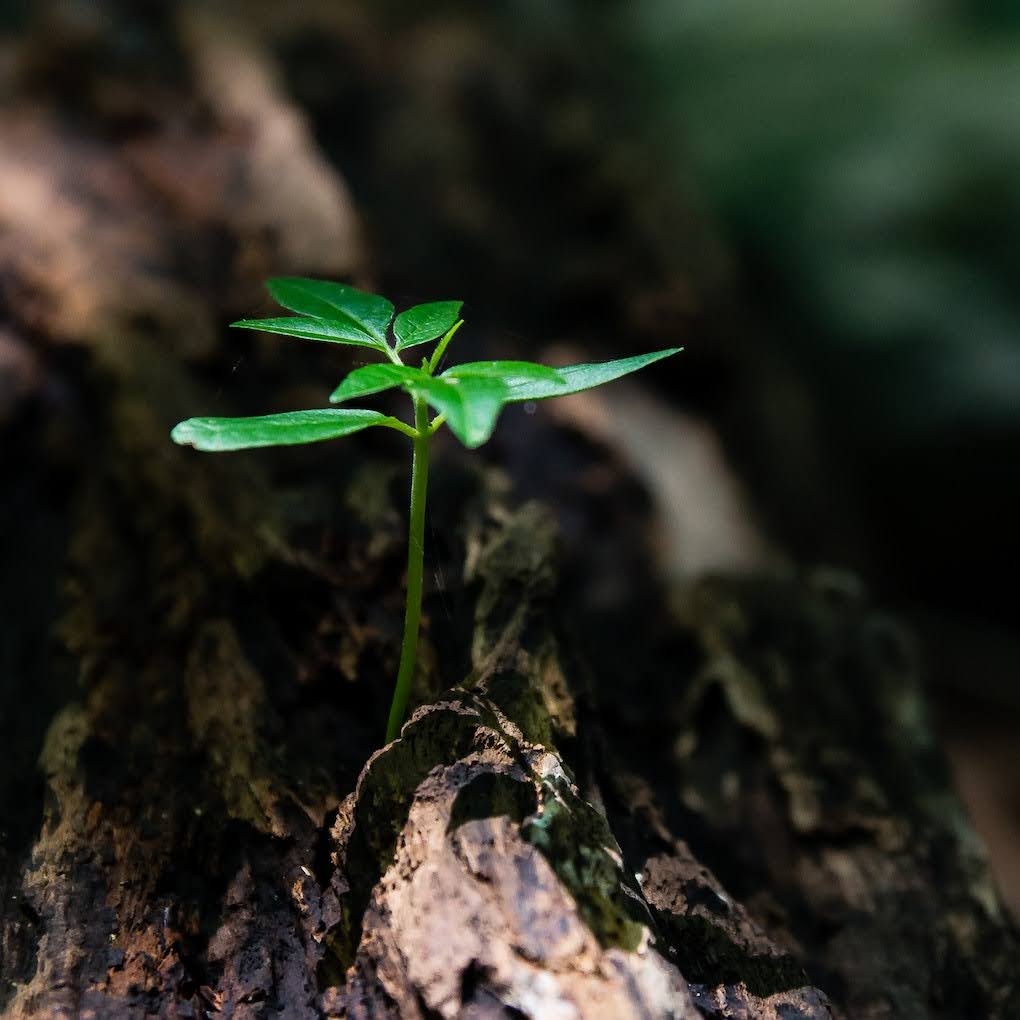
[627,0,1020,442]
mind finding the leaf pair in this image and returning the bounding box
[327,350,681,448]
[233,277,462,354]
[328,360,558,448]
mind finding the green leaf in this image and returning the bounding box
[415,375,508,449]
[393,301,463,351]
[231,316,386,350]
[442,360,564,384]
[267,277,394,343]
[330,364,427,404]
[500,348,682,402]
[330,363,506,448]
[171,408,399,451]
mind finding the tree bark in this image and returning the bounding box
[1,6,1017,1019]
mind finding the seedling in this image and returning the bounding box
[172,278,680,742]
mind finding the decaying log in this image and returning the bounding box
[1,6,1017,1020]
[594,573,1020,1019]
[321,503,835,1019]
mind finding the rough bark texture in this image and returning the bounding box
[1,5,1017,1019]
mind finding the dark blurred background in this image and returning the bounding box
[2,0,1017,910]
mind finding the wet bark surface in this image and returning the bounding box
[1,4,1017,1018]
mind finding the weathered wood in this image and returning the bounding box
[322,503,834,1019]
[593,573,1020,1019]
[0,9,375,1017]
[1,6,1017,1020]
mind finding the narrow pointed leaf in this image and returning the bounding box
[267,277,394,343]
[393,301,463,351]
[330,364,427,404]
[171,408,398,451]
[501,348,682,403]
[442,360,564,385]
[232,316,386,350]
[414,376,508,449]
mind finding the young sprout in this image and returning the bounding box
[172,278,680,742]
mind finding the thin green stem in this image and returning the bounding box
[427,319,464,374]
[385,395,431,742]
[379,418,419,440]
[428,413,446,435]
